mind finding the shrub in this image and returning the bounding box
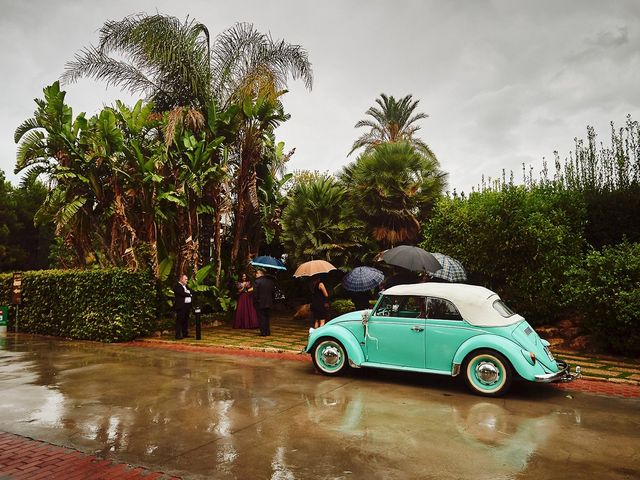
[0,269,157,342]
[562,241,640,355]
[331,299,356,316]
[422,186,586,324]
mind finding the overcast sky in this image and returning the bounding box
[1,0,639,193]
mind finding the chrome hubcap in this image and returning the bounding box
[475,361,499,385]
[321,345,341,366]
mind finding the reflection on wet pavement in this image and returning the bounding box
[0,334,639,479]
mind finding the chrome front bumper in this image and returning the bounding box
[534,360,581,383]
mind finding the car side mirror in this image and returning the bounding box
[361,309,371,325]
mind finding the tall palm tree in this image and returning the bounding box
[229,95,290,266]
[62,14,213,111]
[340,141,447,248]
[349,93,435,158]
[62,13,313,273]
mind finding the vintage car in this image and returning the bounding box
[305,283,580,396]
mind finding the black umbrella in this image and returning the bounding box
[381,245,442,273]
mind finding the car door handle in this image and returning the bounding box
[411,326,424,332]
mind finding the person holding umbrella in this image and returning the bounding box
[342,266,385,310]
[253,268,275,336]
[310,276,330,329]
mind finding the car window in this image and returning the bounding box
[427,297,463,321]
[493,299,515,317]
[374,295,426,318]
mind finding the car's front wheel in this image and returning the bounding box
[312,338,348,375]
[463,349,513,397]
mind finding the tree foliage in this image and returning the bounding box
[342,141,446,248]
[281,174,368,267]
[562,241,640,355]
[60,13,313,272]
[0,169,53,271]
[422,186,586,324]
[350,93,436,158]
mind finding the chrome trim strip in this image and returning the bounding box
[359,362,451,376]
[452,363,461,377]
[348,359,361,368]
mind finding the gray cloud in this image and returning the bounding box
[1,0,639,194]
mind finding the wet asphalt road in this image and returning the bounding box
[0,334,639,480]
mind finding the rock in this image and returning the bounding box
[562,327,582,340]
[558,318,576,329]
[537,326,561,338]
[570,335,598,352]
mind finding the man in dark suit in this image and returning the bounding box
[253,269,275,336]
[173,274,192,339]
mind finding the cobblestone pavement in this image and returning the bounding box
[0,432,179,480]
[142,312,640,397]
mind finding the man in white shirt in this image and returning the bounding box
[173,274,192,339]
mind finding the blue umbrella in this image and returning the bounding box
[342,266,385,292]
[250,255,287,271]
[429,253,467,283]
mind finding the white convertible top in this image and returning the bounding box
[381,283,524,327]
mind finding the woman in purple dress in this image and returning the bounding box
[233,273,259,329]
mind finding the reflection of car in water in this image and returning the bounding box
[305,283,581,396]
[301,384,558,479]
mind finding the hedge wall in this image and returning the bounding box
[422,186,586,325]
[0,269,157,342]
[562,241,640,356]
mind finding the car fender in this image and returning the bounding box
[452,334,546,381]
[307,325,365,366]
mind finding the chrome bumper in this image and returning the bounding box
[534,360,581,383]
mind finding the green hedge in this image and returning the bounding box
[422,186,586,324]
[562,241,640,355]
[0,269,157,342]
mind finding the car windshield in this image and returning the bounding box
[374,295,426,318]
[493,299,515,317]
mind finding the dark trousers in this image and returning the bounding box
[257,307,271,336]
[175,307,190,338]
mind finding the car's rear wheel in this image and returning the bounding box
[463,349,513,397]
[312,338,348,375]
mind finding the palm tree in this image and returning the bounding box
[62,13,313,273]
[340,141,447,248]
[349,93,435,158]
[62,14,213,111]
[229,95,290,266]
[281,175,367,268]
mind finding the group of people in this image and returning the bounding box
[173,269,330,338]
[232,271,330,331]
[173,265,422,339]
[173,269,276,339]
[233,269,276,336]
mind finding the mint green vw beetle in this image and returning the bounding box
[305,283,580,396]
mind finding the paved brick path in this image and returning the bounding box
[0,432,178,479]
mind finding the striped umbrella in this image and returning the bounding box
[429,253,467,283]
[342,266,385,292]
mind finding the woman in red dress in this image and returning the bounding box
[233,273,259,329]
